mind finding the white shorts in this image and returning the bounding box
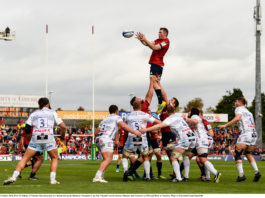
[28,140,57,152]
[175,138,196,150]
[95,136,114,153]
[196,137,209,150]
[237,133,257,146]
[124,136,149,155]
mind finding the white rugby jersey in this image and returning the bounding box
[235,106,257,135]
[98,114,123,140]
[190,115,208,139]
[26,107,63,136]
[163,114,194,140]
[126,111,155,138]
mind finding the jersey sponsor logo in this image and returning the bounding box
[161,42,167,47]
[33,129,51,133]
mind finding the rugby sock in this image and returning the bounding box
[144,161,151,179]
[122,158,128,172]
[30,172,36,178]
[204,161,217,175]
[199,165,206,177]
[183,157,190,179]
[12,171,20,179]
[150,166,153,178]
[155,89,163,104]
[95,170,103,178]
[50,172,56,180]
[205,167,211,180]
[172,161,181,180]
[250,161,259,174]
[116,164,119,169]
[180,162,184,173]
[156,162,162,176]
[133,160,142,171]
[102,171,105,178]
[236,163,244,177]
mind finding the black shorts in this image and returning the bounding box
[191,148,198,156]
[161,132,176,147]
[150,64,163,77]
[118,146,124,154]
[150,138,160,149]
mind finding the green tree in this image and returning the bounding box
[248,93,265,143]
[183,98,203,113]
[215,88,244,120]
[205,107,215,113]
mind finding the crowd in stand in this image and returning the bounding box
[0,124,264,155]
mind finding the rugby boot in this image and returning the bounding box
[253,172,261,182]
[236,175,246,182]
[214,172,221,183]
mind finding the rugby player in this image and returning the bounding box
[125,77,155,179]
[93,105,141,183]
[154,78,178,176]
[141,104,196,182]
[19,127,44,180]
[136,28,170,81]
[180,110,214,181]
[122,100,161,182]
[3,97,66,185]
[184,108,221,183]
[115,129,128,173]
[218,97,261,182]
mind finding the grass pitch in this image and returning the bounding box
[0,160,264,194]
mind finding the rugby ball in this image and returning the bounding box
[122,30,134,38]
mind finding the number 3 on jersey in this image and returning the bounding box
[38,118,48,128]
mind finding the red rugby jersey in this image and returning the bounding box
[160,107,171,132]
[141,100,152,128]
[149,38,170,66]
[119,129,128,147]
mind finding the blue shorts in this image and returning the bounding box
[150,64,163,77]
[28,141,57,152]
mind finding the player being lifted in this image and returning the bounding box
[140,103,196,182]
[218,97,261,182]
[93,105,141,183]
[183,108,221,183]
[3,98,66,185]
[122,100,161,182]
[136,27,170,82]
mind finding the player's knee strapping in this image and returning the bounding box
[123,150,131,158]
[235,149,243,161]
[154,148,161,154]
[171,151,182,159]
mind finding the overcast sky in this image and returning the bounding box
[0,0,264,112]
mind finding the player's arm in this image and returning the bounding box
[140,123,167,134]
[218,114,242,128]
[118,121,141,137]
[94,127,100,136]
[114,130,120,148]
[145,76,154,104]
[20,134,25,151]
[136,32,161,50]
[58,122,66,140]
[183,115,198,125]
